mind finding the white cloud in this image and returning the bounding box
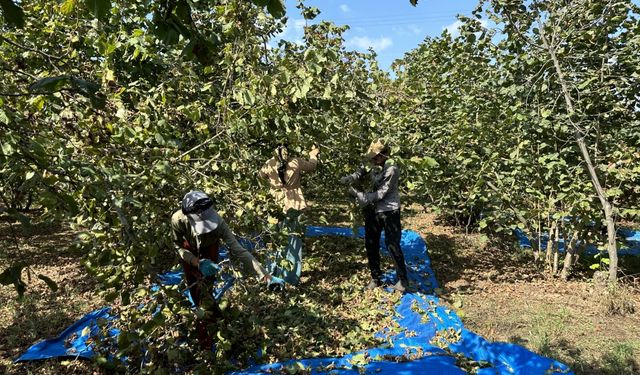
[346,36,393,52]
[276,18,306,39]
[443,19,489,37]
[392,24,423,37]
[339,4,350,13]
[443,20,464,37]
[408,24,423,35]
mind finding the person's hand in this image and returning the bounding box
[267,275,285,292]
[349,187,368,207]
[340,175,352,185]
[199,259,220,277]
[309,146,320,158]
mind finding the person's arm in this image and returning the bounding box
[218,219,269,280]
[340,165,367,185]
[364,165,399,203]
[296,157,318,172]
[297,147,319,172]
[171,214,199,267]
[259,160,271,179]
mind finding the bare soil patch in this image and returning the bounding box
[0,215,105,374]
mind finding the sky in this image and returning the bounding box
[277,0,480,71]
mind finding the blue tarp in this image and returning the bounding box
[233,227,571,374]
[17,226,573,374]
[15,307,113,361]
[514,228,640,256]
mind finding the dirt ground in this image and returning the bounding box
[1,207,639,374]
[402,207,640,375]
[0,217,105,374]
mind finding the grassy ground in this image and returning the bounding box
[1,206,639,374]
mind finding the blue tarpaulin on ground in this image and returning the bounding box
[232,227,571,375]
[514,228,640,256]
[17,226,573,374]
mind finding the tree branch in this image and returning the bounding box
[0,66,37,80]
[0,36,65,61]
[0,88,70,97]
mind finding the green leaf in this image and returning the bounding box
[410,0,418,6]
[81,326,92,337]
[1,142,13,155]
[301,6,320,20]
[28,75,71,93]
[59,193,80,215]
[121,290,130,305]
[0,109,8,124]
[266,0,285,19]
[37,274,59,292]
[0,0,25,28]
[578,77,597,90]
[84,0,110,20]
[70,77,100,95]
[174,0,191,23]
[60,0,76,14]
[424,157,438,168]
[0,263,27,298]
[71,77,105,107]
[349,353,368,366]
[95,356,108,365]
[155,20,181,45]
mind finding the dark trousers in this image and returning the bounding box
[364,208,408,283]
[180,241,223,349]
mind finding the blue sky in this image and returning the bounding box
[278,0,480,70]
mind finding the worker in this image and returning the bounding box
[260,144,319,285]
[171,190,284,348]
[340,139,409,292]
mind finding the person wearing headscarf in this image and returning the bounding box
[260,144,319,285]
[171,190,284,348]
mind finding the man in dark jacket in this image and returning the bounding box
[340,140,409,292]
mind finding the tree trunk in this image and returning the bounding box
[561,230,578,280]
[533,218,541,263]
[603,202,618,281]
[539,21,618,282]
[552,222,559,275]
[545,220,557,272]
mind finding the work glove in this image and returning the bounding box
[349,187,369,208]
[267,275,285,292]
[199,259,220,277]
